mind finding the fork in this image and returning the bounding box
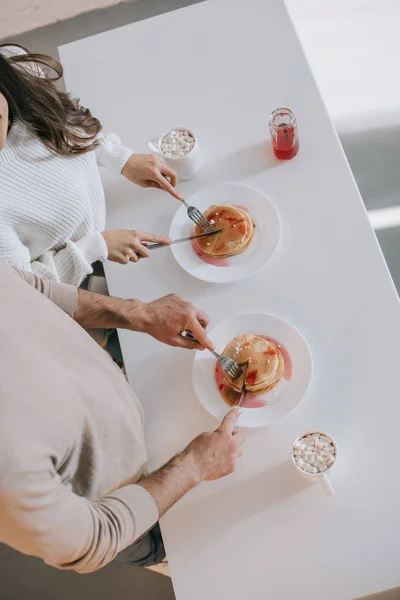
[183,330,243,379]
[181,199,214,232]
[162,175,214,232]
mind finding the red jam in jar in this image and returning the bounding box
[269,108,299,160]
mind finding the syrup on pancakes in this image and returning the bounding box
[214,334,292,408]
[192,204,255,266]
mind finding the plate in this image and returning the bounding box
[169,183,281,283]
[192,313,312,428]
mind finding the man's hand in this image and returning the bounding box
[102,229,171,264]
[73,290,214,351]
[184,408,246,481]
[138,407,245,517]
[140,294,214,351]
[122,154,183,201]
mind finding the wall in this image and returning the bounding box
[0,0,138,40]
[0,0,203,61]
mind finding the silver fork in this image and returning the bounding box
[183,330,243,379]
[162,175,214,232]
[181,199,214,232]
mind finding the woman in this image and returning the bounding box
[0,45,182,285]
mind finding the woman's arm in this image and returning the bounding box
[94,132,133,174]
[31,232,108,286]
[95,133,183,200]
[1,221,107,287]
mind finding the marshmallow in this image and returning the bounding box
[293,432,336,475]
[161,129,195,158]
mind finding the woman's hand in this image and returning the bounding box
[102,229,171,264]
[122,154,183,201]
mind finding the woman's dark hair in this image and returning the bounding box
[0,44,102,156]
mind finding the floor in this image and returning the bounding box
[1,0,400,598]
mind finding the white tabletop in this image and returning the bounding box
[59,1,400,598]
[285,0,400,133]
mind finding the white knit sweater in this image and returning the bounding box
[0,118,133,286]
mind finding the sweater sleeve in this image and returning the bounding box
[0,45,44,77]
[95,132,133,175]
[0,461,159,573]
[0,225,107,286]
[30,232,108,286]
[11,267,78,317]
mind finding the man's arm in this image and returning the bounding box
[12,267,78,316]
[74,289,215,351]
[0,409,244,573]
[138,409,245,517]
[12,266,214,350]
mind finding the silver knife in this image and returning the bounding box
[147,229,222,250]
[233,384,247,429]
[237,384,247,408]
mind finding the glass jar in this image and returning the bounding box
[269,108,299,160]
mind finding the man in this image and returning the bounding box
[0,264,245,573]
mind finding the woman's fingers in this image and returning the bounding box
[160,164,178,187]
[136,244,150,259]
[128,250,139,263]
[155,172,184,201]
[137,232,172,245]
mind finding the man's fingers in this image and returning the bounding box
[232,430,246,446]
[219,407,243,434]
[189,318,215,351]
[193,306,211,329]
[160,164,178,188]
[156,172,184,201]
[173,335,204,350]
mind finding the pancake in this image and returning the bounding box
[222,334,284,395]
[194,205,254,257]
[235,211,254,254]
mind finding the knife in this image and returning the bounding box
[147,229,222,250]
[237,384,247,408]
[233,384,247,430]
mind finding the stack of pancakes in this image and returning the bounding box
[194,205,254,257]
[222,334,284,395]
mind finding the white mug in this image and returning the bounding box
[291,430,337,497]
[148,127,199,181]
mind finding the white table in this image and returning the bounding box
[59,1,400,598]
[285,0,400,133]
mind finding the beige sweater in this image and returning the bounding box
[0,264,158,573]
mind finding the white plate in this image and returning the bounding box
[192,313,312,428]
[169,183,281,283]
